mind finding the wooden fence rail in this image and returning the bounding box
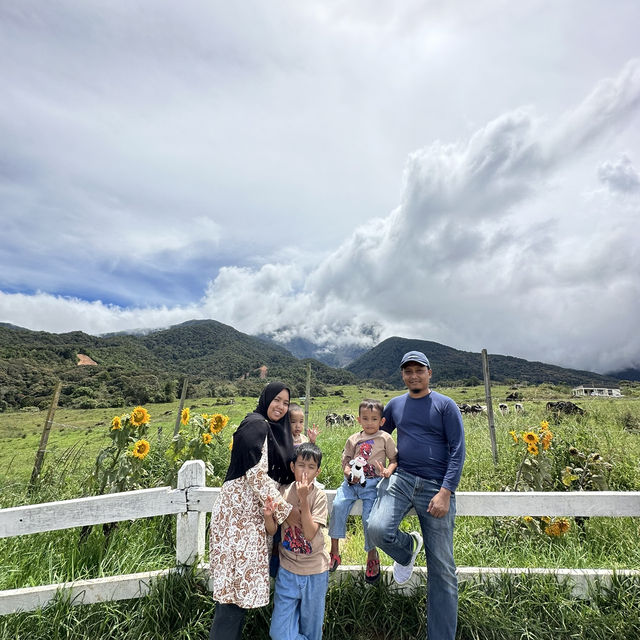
[0,460,639,615]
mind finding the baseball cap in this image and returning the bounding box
[400,351,430,369]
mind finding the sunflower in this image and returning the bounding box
[210,413,229,434]
[132,439,150,460]
[202,432,212,445]
[540,420,550,431]
[523,516,534,523]
[527,443,539,456]
[541,516,551,524]
[509,430,518,443]
[556,518,570,534]
[181,407,190,426]
[541,431,553,450]
[522,431,539,445]
[111,416,122,430]
[130,406,150,427]
[544,522,561,537]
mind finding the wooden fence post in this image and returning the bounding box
[173,378,188,437]
[176,460,206,568]
[29,381,62,488]
[482,349,499,465]
[304,362,311,435]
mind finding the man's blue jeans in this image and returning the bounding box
[367,470,458,640]
[328,477,380,551]
[269,566,328,640]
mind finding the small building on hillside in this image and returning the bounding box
[572,385,622,398]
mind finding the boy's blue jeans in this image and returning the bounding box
[269,566,328,640]
[367,470,458,640]
[328,477,380,551]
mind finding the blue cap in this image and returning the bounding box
[400,350,430,369]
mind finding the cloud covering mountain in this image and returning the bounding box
[1,2,639,374]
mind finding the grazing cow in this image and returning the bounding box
[514,403,524,413]
[342,414,356,426]
[498,403,509,415]
[457,403,486,415]
[546,401,585,415]
[325,412,340,427]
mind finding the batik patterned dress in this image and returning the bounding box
[210,439,291,608]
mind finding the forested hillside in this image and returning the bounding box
[0,321,355,411]
[347,336,622,388]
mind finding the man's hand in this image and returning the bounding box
[427,488,451,518]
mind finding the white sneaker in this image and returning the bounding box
[392,531,423,585]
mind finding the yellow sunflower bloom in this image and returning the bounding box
[522,431,539,445]
[544,523,561,537]
[202,432,212,445]
[111,416,122,430]
[527,443,539,456]
[210,413,229,434]
[523,516,533,523]
[509,430,518,443]
[130,406,150,427]
[556,518,570,534]
[541,516,551,524]
[541,431,553,450]
[181,407,190,426]
[540,420,550,431]
[132,439,150,460]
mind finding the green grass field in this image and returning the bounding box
[0,383,639,638]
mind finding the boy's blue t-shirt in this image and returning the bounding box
[382,391,465,492]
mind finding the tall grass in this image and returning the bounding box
[0,570,639,639]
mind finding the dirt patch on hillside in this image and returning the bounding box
[77,353,98,366]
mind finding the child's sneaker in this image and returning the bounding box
[392,531,423,584]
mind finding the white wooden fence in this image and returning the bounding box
[0,460,639,615]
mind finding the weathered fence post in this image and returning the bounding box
[304,362,311,435]
[173,378,188,437]
[29,380,62,489]
[176,460,206,568]
[482,349,499,465]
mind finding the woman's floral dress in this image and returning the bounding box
[210,439,291,608]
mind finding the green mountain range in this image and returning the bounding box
[0,320,626,412]
[347,337,621,388]
[0,320,354,411]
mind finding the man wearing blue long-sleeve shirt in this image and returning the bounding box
[368,350,466,640]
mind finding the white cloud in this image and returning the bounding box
[598,154,640,193]
[2,5,640,375]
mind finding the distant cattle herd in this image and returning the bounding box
[323,399,586,428]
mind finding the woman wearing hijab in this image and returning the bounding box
[209,381,296,640]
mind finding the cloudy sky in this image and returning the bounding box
[1,1,639,374]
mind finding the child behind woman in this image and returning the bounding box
[264,442,329,640]
[328,399,397,583]
[288,403,318,446]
